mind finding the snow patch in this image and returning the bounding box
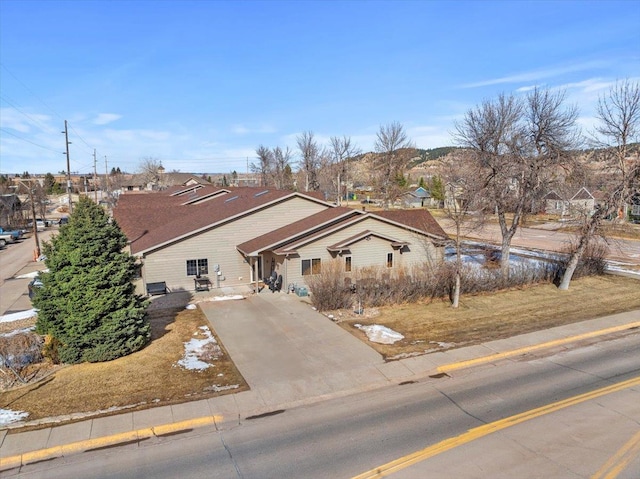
[0,408,29,426]
[176,326,222,371]
[1,326,36,338]
[354,324,404,344]
[185,304,197,310]
[0,309,38,324]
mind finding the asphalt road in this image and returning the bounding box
[7,331,640,479]
[0,230,54,315]
[437,218,640,266]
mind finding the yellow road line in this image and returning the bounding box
[0,415,222,471]
[437,321,640,374]
[352,375,640,479]
[591,429,640,479]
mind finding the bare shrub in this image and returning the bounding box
[305,259,355,311]
[0,331,44,384]
[307,257,562,311]
[560,238,608,279]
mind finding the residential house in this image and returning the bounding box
[113,186,449,294]
[543,187,595,217]
[402,186,432,208]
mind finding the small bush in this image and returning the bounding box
[307,257,562,311]
[0,331,44,382]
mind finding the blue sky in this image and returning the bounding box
[1,0,638,175]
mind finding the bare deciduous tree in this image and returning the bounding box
[456,89,579,278]
[252,145,274,187]
[328,135,361,204]
[297,131,321,191]
[558,79,640,290]
[374,122,413,208]
[271,146,294,190]
[137,157,164,189]
[439,151,486,307]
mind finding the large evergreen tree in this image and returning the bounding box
[34,197,150,363]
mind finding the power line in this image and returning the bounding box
[1,63,65,122]
[0,95,58,135]
[0,128,61,153]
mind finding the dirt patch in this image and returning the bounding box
[1,305,247,427]
[337,275,640,360]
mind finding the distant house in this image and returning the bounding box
[402,187,432,208]
[543,187,595,217]
[0,194,22,226]
[114,186,449,294]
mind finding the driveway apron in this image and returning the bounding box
[199,292,388,407]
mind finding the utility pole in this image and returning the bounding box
[93,149,98,203]
[62,120,73,213]
[18,179,40,260]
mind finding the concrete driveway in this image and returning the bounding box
[198,290,410,409]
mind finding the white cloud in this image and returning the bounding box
[93,113,122,125]
[461,60,608,89]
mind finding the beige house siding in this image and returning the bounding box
[284,217,444,289]
[141,197,327,291]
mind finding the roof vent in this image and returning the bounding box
[224,195,239,203]
[254,190,269,197]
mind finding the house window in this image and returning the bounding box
[302,258,321,276]
[386,253,393,268]
[632,204,640,216]
[345,256,352,273]
[186,259,208,276]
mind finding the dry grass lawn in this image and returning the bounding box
[1,305,247,426]
[338,275,640,360]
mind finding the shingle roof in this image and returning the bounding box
[114,186,450,257]
[370,210,448,238]
[114,187,328,254]
[236,207,359,255]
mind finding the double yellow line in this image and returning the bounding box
[353,376,640,479]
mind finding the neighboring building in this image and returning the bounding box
[0,194,22,226]
[402,186,432,208]
[543,187,595,217]
[113,186,449,294]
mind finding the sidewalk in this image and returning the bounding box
[1,285,639,471]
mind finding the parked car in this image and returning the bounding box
[58,217,69,225]
[27,219,47,231]
[0,233,15,247]
[0,226,23,240]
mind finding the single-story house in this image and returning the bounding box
[113,186,449,294]
[543,187,595,217]
[402,186,432,208]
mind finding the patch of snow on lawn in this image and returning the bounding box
[185,304,197,310]
[0,408,29,426]
[355,324,404,344]
[0,309,38,324]
[176,326,221,371]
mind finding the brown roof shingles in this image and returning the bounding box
[114,187,325,254]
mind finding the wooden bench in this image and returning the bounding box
[146,281,168,296]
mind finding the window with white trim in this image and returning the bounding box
[302,258,321,276]
[186,259,208,276]
[345,256,352,272]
